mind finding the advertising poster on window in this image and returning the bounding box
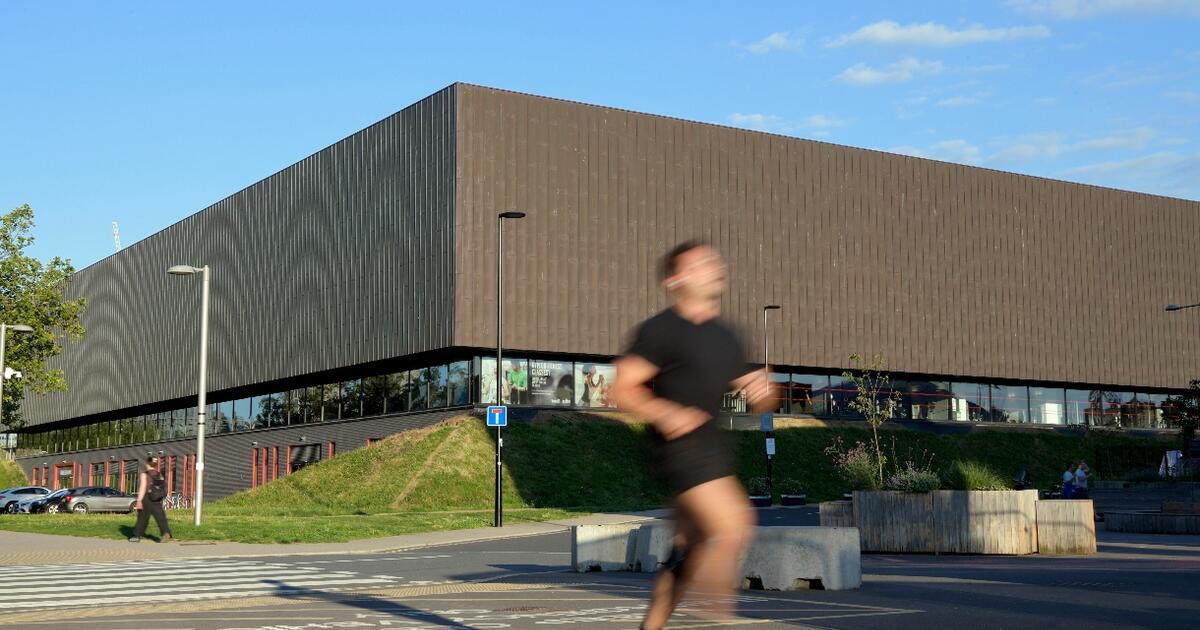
[574,362,616,408]
[529,360,574,406]
[479,357,529,405]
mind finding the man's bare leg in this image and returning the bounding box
[642,509,697,629]
[672,477,756,619]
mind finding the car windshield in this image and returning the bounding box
[0,487,15,494]
[46,489,70,499]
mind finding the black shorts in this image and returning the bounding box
[651,422,735,496]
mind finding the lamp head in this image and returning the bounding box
[1166,304,1181,312]
[498,211,526,220]
[764,305,782,311]
[7,324,34,333]
[167,265,200,276]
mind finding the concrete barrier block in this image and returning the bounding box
[570,524,641,572]
[743,527,862,591]
[633,522,675,573]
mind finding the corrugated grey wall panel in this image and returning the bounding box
[453,84,1200,389]
[14,409,463,501]
[22,87,458,427]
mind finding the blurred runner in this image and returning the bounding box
[613,241,778,629]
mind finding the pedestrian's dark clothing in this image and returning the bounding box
[627,308,746,495]
[133,470,171,539]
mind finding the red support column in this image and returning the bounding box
[326,442,334,460]
[251,449,258,488]
[271,447,278,481]
[286,446,292,475]
[119,460,126,493]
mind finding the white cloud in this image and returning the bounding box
[728,113,785,130]
[1161,137,1190,146]
[835,57,943,85]
[800,114,846,129]
[727,112,848,135]
[829,20,1050,47]
[1080,64,1167,88]
[1063,152,1200,198]
[1166,90,1200,103]
[937,96,980,107]
[988,132,1068,163]
[887,139,981,163]
[1072,126,1156,151]
[1033,96,1059,105]
[987,128,1160,165]
[1007,0,1200,18]
[739,31,804,54]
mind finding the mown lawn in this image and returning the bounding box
[0,412,1171,543]
[0,508,584,544]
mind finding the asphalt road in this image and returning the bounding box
[2,507,1198,630]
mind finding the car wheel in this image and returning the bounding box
[72,503,88,514]
[4,502,16,514]
[46,504,59,514]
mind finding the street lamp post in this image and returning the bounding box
[168,264,211,527]
[0,323,35,431]
[762,305,781,498]
[495,210,526,528]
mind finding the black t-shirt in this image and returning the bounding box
[626,308,748,421]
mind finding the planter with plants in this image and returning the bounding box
[819,355,1042,554]
[745,477,772,507]
[776,478,806,506]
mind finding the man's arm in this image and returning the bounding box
[612,355,709,440]
[732,370,779,414]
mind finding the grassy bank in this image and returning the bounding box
[1,459,28,488]
[0,413,1171,543]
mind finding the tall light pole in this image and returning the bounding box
[762,305,781,498]
[168,264,211,527]
[1166,303,1200,312]
[0,323,35,431]
[495,210,525,528]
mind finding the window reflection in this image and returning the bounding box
[1029,387,1066,425]
[362,376,388,417]
[791,374,831,417]
[907,381,953,422]
[989,385,1029,423]
[951,382,988,422]
[410,369,428,411]
[429,365,449,408]
[448,361,470,406]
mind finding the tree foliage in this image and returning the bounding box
[843,352,903,487]
[0,204,86,430]
[1164,379,1200,456]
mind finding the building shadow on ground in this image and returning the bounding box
[262,579,464,628]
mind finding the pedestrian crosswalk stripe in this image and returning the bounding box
[0,562,297,583]
[0,558,408,612]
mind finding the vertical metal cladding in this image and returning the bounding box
[452,84,1200,389]
[22,88,458,427]
[14,409,462,501]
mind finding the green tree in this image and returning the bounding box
[843,352,902,487]
[0,204,86,430]
[1164,379,1200,456]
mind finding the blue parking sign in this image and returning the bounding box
[487,405,508,427]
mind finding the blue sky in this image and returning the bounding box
[3,1,1198,268]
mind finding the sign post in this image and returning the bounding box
[487,405,508,527]
[761,412,775,499]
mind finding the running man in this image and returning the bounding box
[612,241,778,629]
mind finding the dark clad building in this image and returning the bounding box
[9,83,1199,499]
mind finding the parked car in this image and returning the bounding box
[61,487,137,514]
[1,486,50,513]
[26,488,72,514]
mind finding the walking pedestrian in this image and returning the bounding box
[612,241,778,629]
[1074,460,1090,499]
[1062,463,1076,499]
[129,456,173,543]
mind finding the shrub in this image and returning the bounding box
[824,438,882,491]
[745,477,770,496]
[885,463,941,493]
[776,478,805,495]
[943,460,1011,491]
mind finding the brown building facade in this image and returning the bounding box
[11,83,1199,498]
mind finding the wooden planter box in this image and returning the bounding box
[850,489,1039,554]
[819,500,855,527]
[1036,500,1096,555]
